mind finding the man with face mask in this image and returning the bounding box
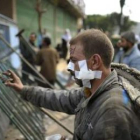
[114,31,140,70]
[4,29,140,140]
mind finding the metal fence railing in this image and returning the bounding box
[0,63,45,140]
[0,33,73,139]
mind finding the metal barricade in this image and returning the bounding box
[0,31,73,139]
[0,63,45,140]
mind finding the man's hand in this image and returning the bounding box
[3,70,24,92]
[60,136,66,140]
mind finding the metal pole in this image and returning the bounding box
[0,89,39,140]
[16,29,37,58]
[0,100,32,140]
[0,64,44,139]
[41,108,74,135]
[0,83,43,140]
[0,34,54,88]
[16,29,65,89]
[0,35,73,135]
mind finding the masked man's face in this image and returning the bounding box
[69,43,86,87]
[68,43,102,88]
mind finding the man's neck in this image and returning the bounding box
[123,44,133,53]
[90,68,111,95]
[43,45,50,48]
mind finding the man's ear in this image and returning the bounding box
[90,54,102,70]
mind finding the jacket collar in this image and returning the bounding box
[124,44,137,56]
[76,70,119,111]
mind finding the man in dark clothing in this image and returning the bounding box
[61,38,68,59]
[4,29,140,140]
[20,32,37,83]
[36,37,59,88]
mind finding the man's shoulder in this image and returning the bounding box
[129,46,140,59]
[47,47,57,54]
[39,47,55,54]
[102,88,131,109]
[38,49,44,53]
[49,47,56,51]
[128,51,140,67]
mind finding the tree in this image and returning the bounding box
[35,0,47,34]
[119,0,126,33]
[84,12,136,34]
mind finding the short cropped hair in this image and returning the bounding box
[121,31,136,44]
[70,29,114,68]
[43,37,51,46]
[30,32,37,38]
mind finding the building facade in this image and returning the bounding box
[0,0,85,45]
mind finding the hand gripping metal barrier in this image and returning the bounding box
[0,32,73,139]
[0,63,45,140]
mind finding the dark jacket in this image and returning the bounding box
[36,47,59,81]
[20,40,36,64]
[20,70,140,140]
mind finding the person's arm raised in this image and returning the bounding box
[3,70,84,114]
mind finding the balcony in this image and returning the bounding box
[67,0,85,16]
[49,0,85,18]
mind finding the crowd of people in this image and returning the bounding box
[20,28,72,88]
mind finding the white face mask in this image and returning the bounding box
[67,60,102,88]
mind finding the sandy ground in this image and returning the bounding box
[5,111,74,140]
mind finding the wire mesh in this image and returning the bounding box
[0,63,45,140]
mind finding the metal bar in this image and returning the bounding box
[22,70,65,89]
[0,89,36,140]
[1,63,45,132]
[0,100,32,140]
[16,29,37,58]
[41,108,74,135]
[0,34,54,88]
[0,65,44,139]
[0,35,73,135]
[16,30,66,89]
[0,66,43,139]
[0,84,43,140]
[21,70,47,84]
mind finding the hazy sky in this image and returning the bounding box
[84,0,140,22]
